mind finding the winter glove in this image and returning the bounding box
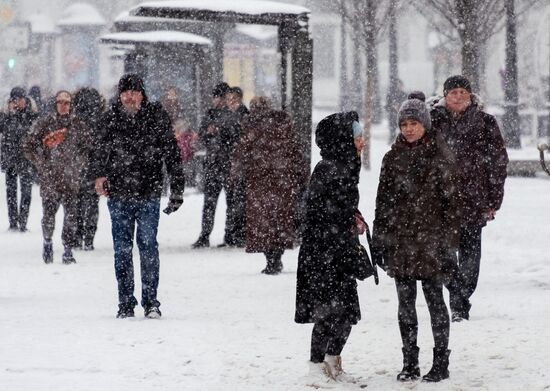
[371,246,387,272]
[163,195,183,215]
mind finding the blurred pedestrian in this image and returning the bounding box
[386,79,408,143]
[23,90,91,264]
[91,74,185,319]
[230,96,305,274]
[372,97,460,382]
[431,75,509,322]
[295,111,367,385]
[0,87,39,232]
[173,117,199,186]
[192,82,238,248]
[73,87,105,250]
[28,85,47,116]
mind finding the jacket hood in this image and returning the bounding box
[315,111,359,162]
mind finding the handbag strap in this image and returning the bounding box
[356,213,379,285]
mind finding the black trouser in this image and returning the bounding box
[226,177,246,246]
[310,315,352,363]
[264,249,284,263]
[5,167,33,229]
[199,167,234,243]
[446,225,482,316]
[395,277,449,351]
[76,185,99,245]
[41,189,79,247]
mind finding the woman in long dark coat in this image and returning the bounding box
[230,96,306,274]
[295,111,366,384]
[372,98,460,383]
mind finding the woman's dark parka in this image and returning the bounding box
[295,112,363,325]
[372,129,460,281]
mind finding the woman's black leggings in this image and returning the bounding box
[310,316,352,363]
[395,277,449,351]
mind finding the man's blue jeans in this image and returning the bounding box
[108,198,161,308]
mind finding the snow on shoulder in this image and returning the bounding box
[100,31,212,46]
[132,0,310,16]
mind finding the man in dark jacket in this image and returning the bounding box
[431,75,509,322]
[91,74,185,319]
[73,87,105,251]
[192,83,242,248]
[23,90,91,264]
[0,87,39,231]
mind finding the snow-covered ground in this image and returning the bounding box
[1,126,550,391]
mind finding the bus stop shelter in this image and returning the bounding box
[102,0,313,170]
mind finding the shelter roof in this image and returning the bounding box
[100,30,212,45]
[130,0,310,25]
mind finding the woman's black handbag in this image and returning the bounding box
[349,215,379,285]
[350,231,379,284]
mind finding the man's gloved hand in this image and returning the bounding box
[163,195,183,215]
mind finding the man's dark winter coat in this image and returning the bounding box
[23,114,91,196]
[372,129,460,281]
[431,96,508,227]
[0,103,39,174]
[295,112,363,325]
[199,108,241,179]
[91,98,185,200]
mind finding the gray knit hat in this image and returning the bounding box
[397,98,431,130]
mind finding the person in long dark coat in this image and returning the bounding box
[23,90,92,264]
[72,87,105,250]
[431,75,508,322]
[230,96,306,274]
[295,111,366,385]
[0,87,39,231]
[372,97,460,383]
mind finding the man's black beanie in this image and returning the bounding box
[118,73,146,95]
[443,75,472,95]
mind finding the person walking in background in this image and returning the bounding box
[72,87,105,250]
[23,90,91,264]
[431,75,509,322]
[161,86,184,124]
[219,86,248,248]
[372,98,460,382]
[386,79,408,143]
[173,118,199,187]
[295,111,367,385]
[91,74,185,319]
[28,85,47,116]
[230,86,250,119]
[192,82,238,248]
[230,96,305,275]
[0,87,39,232]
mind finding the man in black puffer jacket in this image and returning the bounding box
[91,74,185,319]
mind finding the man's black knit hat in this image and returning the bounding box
[443,75,472,95]
[118,73,145,95]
